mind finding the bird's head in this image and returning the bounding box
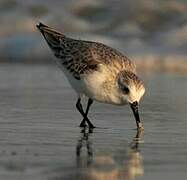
[117,71,145,104]
[117,71,145,129]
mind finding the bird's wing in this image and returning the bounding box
[86,40,136,73]
[37,23,136,80]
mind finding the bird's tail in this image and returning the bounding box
[36,22,65,48]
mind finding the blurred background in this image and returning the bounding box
[0,0,187,72]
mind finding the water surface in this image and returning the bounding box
[0,64,186,180]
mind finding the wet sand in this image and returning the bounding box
[0,64,187,180]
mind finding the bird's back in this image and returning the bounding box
[37,23,136,80]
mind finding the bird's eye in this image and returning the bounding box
[118,78,129,94]
[122,85,129,94]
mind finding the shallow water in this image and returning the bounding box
[0,64,186,180]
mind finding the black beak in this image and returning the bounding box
[130,101,144,129]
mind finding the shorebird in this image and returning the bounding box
[37,23,145,129]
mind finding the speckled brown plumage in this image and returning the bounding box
[37,23,136,80]
[118,71,144,90]
[37,23,145,129]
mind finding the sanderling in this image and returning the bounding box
[36,23,145,129]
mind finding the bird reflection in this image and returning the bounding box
[76,128,93,167]
[76,128,144,180]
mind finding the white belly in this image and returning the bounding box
[58,63,126,105]
[82,66,125,105]
[58,65,83,94]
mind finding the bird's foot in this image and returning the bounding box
[87,122,96,129]
[79,120,87,128]
[88,123,96,129]
[79,118,96,129]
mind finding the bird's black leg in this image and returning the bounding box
[76,98,86,127]
[76,98,95,128]
[80,98,94,128]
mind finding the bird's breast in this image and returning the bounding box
[82,65,125,105]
